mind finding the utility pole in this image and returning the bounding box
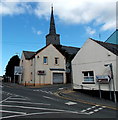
[109,63,117,103]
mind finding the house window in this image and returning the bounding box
[55,57,59,65]
[82,71,94,82]
[43,57,48,64]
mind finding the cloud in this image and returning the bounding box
[86,27,96,35]
[101,22,116,31]
[37,30,42,35]
[0,1,33,15]
[32,27,42,35]
[1,0,117,31]
[34,0,116,31]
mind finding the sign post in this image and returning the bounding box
[96,75,110,99]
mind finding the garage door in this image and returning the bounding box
[53,73,63,84]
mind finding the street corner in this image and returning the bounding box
[54,88,118,111]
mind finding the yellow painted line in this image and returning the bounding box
[63,90,75,94]
[54,90,118,111]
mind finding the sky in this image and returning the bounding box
[1,0,117,76]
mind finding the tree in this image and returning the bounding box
[5,55,20,82]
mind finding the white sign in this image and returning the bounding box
[96,75,110,83]
[14,66,23,75]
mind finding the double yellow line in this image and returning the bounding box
[54,89,118,111]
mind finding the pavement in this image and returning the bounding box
[54,88,117,110]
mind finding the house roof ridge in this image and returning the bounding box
[90,38,118,46]
[61,45,80,49]
[89,38,118,56]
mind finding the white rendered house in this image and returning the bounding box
[72,38,118,95]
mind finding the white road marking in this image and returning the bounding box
[94,109,99,112]
[81,110,87,112]
[65,101,77,105]
[0,104,79,113]
[43,96,57,101]
[86,108,92,110]
[88,111,94,114]
[91,106,96,108]
[40,90,45,92]
[5,101,51,105]
[58,88,63,90]
[81,105,105,115]
[40,90,53,94]
[49,91,53,94]
[33,90,39,91]
[98,108,103,110]
[1,110,87,119]
[44,91,49,94]
[8,98,28,100]
[1,112,63,119]
[0,96,12,103]
[102,106,106,108]
[0,110,26,114]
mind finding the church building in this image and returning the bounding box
[19,7,80,86]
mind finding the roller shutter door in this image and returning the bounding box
[53,73,63,84]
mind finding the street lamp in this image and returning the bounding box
[104,63,117,103]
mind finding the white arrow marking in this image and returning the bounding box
[65,101,77,105]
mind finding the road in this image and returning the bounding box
[0,82,117,119]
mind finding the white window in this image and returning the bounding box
[43,57,48,64]
[55,57,59,65]
[82,71,94,82]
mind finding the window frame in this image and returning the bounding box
[55,57,59,65]
[43,56,48,64]
[82,71,95,84]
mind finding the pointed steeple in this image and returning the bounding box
[46,6,60,45]
[49,6,56,34]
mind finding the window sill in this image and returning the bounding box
[54,64,59,66]
[82,82,95,84]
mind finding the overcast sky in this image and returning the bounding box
[1,0,117,76]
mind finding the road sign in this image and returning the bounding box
[14,66,23,75]
[96,75,110,83]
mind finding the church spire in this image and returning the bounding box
[49,6,56,34]
[46,6,60,46]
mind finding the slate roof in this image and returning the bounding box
[91,38,118,56]
[54,45,80,60]
[23,51,36,60]
[23,44,80,60]
[61,45,80,55]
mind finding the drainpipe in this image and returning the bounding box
[34,57,36,86]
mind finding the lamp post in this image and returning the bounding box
[104,63,117,103]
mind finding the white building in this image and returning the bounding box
[19,7,79,86]
[72,38,118,97]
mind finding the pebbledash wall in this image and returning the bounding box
[19,53,32,85]
[19,44,66,86]
[33,44,66,85]
[72,38,118,94]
